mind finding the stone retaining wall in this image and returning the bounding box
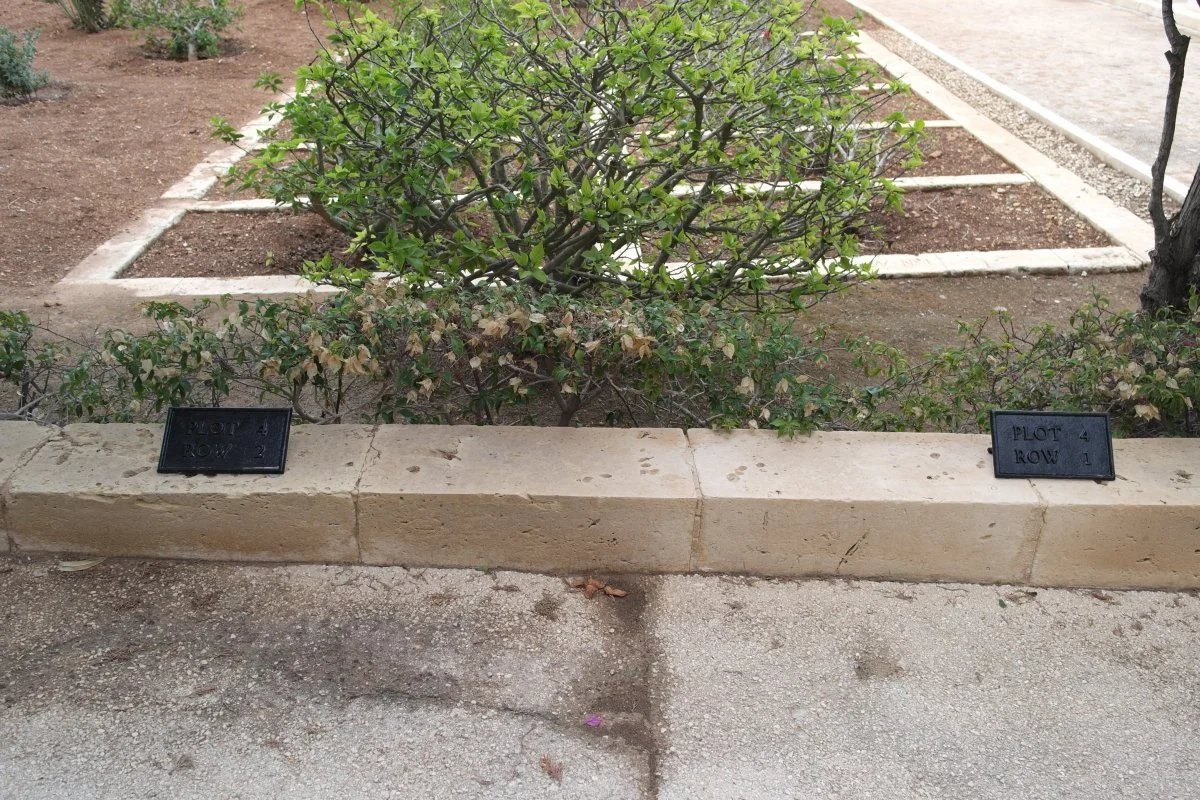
[2,422,1196,589]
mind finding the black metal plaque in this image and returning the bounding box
[990,410,1114,480]
[158,407,292,474]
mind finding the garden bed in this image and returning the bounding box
[884,128,1015,176]
[870,91,943,121]
[124,181,1112,280]
[163,105,1054,280]
[0,0,328,292]
[122,212,353,278]
[867,184,1112,253]
[4,0,1158,389]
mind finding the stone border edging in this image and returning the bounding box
[2,422,1196,590]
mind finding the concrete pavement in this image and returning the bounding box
[2,557,1199,798]
[851,0,1200,188]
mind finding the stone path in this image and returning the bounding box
[851,0,1200,187]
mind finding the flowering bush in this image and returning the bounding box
[0,285,864,431]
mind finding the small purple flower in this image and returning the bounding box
[585,714,603,728]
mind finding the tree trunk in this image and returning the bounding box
[1141,207,1200,312]
[1142,0,1200,311]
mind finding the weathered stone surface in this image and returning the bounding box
[5,419,1199,591]
[689,429,1045,582]
[7,423,374,562]
[1030,439,1200,589]
[0,422,57,551]
[357,426,696,572]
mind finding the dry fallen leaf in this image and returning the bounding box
[539,755,563,783]
[1003,590,1038,605]
[569,577,628,599]
[56,558,107,572]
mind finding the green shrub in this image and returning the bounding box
[123,0,243,60]
[1,284,863,431]
[107,0,135,27]
[877,294,1200,437]
[7,287,1192,436]
[224,0,920,308]
[0,28,49,102]
[41,0,110,32]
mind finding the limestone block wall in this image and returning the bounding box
[1,422,1196,589]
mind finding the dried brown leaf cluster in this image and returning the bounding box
[568,577,628,599]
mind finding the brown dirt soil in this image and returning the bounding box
[0,0,330,291]
[888,128,1015,177]
[123,211,354,278]
[803,270,1145,357]
[870,91,944,121]
[868,184,1113,253]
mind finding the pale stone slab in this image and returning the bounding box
[1030,439,1200,589]
[896,173,1030,190]
[0,422,55,486]
[689,429,1045,583]
[868,253,948,277]
[189,198,294,212]
[1027,247,1141,275]
[0,422,56,551]
[160,164,225,200]
[1054,245,1146,272]
[666,173,1026,202]
[58,205,187,284]
[357,426,697,572]
[986,248,1072,273]
[925,250,994,275]
[868,249,1110,279]
[7,424,375,562]
[112,275,335,299]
